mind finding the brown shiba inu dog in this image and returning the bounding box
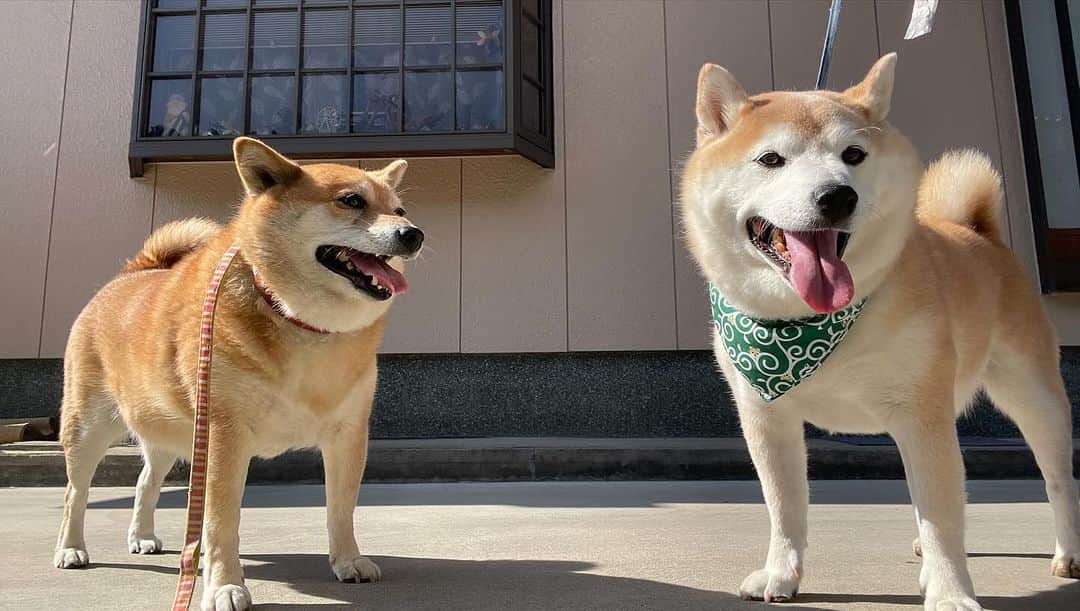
[681,54,1079,609]
[54,138,423,610]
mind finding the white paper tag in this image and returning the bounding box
[904,0,939,40]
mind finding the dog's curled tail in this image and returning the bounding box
[917,149,1004,244]
[123,218,221,272]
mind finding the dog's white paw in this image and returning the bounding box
[1051,551,1080,578]
[331,554,382,583]
[201,584,252,611]
[920,563,980,610]
[913,537,923,557]
[738,568,799,603]
[924,595,982,611]
[54,547,89,569]
[128,533,163,554]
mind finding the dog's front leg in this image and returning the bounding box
[737,405,808,602]
[201,427,253,611]
[322,423,381,583]
[892,415,980,611]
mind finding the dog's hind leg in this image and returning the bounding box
[984,351,1080,579]
[891,406,980,610]
[55,392,126,568]
[127,442,177,554]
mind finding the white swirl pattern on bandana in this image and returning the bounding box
[709,284,867,402]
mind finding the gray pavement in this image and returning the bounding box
[3,480,1079,610]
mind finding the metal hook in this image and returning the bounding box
[816,0,843,90]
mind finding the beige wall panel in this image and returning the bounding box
[40,1,155,357]
[461,155,566,352]
[0,1,72,357]
[876,1,1002,165]
[563,0,676,350]
[152,163,243,228]
[982,0,1038,276]
[665,0,773,350]
[460,0,567,353]
[769,0,881,90]
[1045,294,1080,346]
[364,158,462,354]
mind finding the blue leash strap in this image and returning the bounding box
[816,0,843,89]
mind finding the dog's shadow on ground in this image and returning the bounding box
[798,580,1080,611]
[796,550,1079,611]
[241,553,796,610]
[90,551,800,609]
[243,553,1080,611]
[85,551,1080,609]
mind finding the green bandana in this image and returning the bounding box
[709,284,866,402]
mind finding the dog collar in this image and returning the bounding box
[252,270,332,334]
[708,283,866,402]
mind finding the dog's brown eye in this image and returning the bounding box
[756,152,785,168]
[395,207,407,216]
[842,146,867,166]
[339,193,366,209]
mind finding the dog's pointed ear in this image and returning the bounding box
[844,53,897,123]
[696,63,749,146]
[233,137,302,196]
[379,159,408,189]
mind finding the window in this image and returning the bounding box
[128,0,554,176]
[1007,0,1080,291]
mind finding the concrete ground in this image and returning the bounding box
[3,480,1078,610]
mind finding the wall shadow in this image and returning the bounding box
[968,552,1054,560]
[85,479,1060,511]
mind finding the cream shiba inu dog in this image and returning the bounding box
[681,54,1080,609]
[54,138,423,611]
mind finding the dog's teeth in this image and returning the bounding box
[337,250,350,262]
[345,261,356,271]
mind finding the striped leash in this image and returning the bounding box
[173,244,241,611]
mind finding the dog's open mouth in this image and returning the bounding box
[746,216,854,314]
[315,245,408,301]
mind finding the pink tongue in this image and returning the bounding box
[783,230,854,313]
[349,253,408,295]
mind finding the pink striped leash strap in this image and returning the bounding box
[173,244,241,611]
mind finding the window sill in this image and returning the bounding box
[127,132,554,177]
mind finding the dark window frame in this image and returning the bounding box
[128,0,554,177]
[1005,0,1080,292]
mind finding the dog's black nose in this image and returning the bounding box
[396,226,424,253]
[815,184,858,224]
